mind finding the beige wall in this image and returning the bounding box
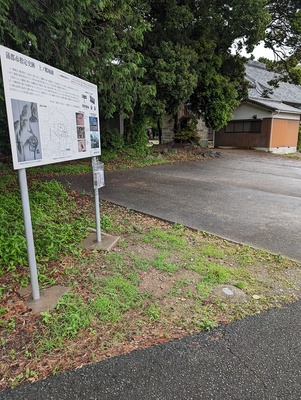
[271,119,299,148]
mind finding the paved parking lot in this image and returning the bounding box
[99,149,301,261]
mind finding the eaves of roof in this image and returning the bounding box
[245,97,301,115]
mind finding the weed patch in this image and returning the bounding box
[0,173,91,287]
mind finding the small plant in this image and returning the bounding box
[145,303,161,322]
[91,274,142,323]
[101,214,113,232]
[235,246,256,267]
[142,228,186,250]
[5,318,16,332]
[38,293,91,352]
[153,252,179,273]
[196,282,213,300]
[168,278,190,296]
[234,281,247,290]
[200,244,226,258]
[11,373,24,388]
[200,263,233,285]
[197,318,217,331]
[103,252,124,271]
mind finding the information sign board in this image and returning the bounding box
[0,45,101,169]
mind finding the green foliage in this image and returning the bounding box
[143,40,198,116]
[38,275,141,351]
[41,293,90,339]
[0,173,90,275]
[100,128,125,151]
[1,0,292,153]
[29,161,92,175]
[141,0,268,130]
[197,318,217,331]
[101,214,113,232]
[124,112,149,149]
[0,0,151,153]
[144,303,161,322]
[263,1,301,84]
[174,115,199,142]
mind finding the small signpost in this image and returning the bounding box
[92,157,105,242]
[0,45,102,306]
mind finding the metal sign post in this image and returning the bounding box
[18,169,40,300]
[92,157,105,243]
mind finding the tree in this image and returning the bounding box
[140,0,269,133]
[263,1,301,84]
[1,1,284,154]
[0,0,152,153]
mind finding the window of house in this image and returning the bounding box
[225,120,261,133]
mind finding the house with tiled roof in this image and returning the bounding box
[215,61,301,153]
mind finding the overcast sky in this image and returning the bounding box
[232,40,275,60]
[246,42,275,60]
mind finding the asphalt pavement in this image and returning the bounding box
[97,149,301,261]
[2,299,301,399]
[3,149,301,399]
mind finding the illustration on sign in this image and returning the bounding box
[0,45,101,169]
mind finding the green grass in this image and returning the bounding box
[144,303,161,321]
[141,226,187,250]
[284,152,301,159]
[152,251,179,272]
[37,274,142,352]
[27,160,92,175]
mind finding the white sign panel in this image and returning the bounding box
[0,45,101,169]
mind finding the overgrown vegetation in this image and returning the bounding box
[0,170,91,288]
[1,160,301,390]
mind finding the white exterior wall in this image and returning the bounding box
[233,103,300,121]
[233,103,271,119]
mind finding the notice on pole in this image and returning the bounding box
[0,45,101,169]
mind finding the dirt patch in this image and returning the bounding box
[138,267,200,299]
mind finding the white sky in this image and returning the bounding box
[232,41,275,60]
[245,42,275,60]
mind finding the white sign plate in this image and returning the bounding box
[0,45,101,169]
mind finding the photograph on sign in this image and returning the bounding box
[0,45,101,169]
[11,99,42,162]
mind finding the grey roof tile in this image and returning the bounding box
[246,61,301,106]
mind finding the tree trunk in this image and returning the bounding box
[157,118,162,144]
